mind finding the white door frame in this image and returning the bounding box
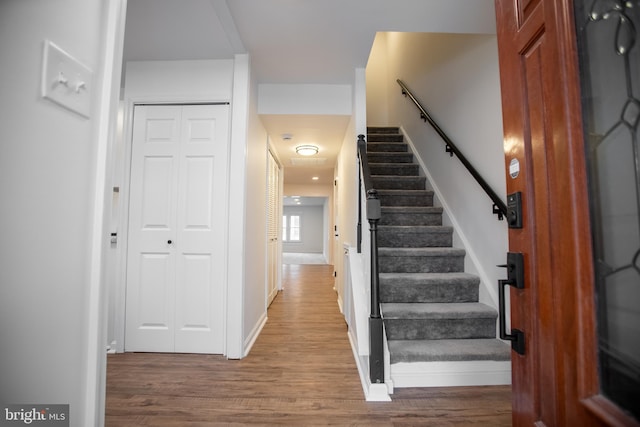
[85,1,127,426]
[114,98,232,355]
[123,103,229,354]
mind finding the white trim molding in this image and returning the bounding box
[391,360,511,388]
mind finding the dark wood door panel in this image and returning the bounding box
[495,0,612,426]
[517,0,542,29]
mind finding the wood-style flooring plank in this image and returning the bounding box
[106,264,511,426]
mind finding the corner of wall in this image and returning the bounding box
[226,53,251,359]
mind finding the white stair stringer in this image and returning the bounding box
[346,247,392,402]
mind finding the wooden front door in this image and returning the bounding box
[495,0,639,425]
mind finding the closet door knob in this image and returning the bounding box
[167,240,173,245]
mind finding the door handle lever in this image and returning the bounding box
[499,279,525,355]
[498,252,525,355]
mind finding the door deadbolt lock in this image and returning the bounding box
[507,192,523,229]
[497,252,524,289]
[507,191,522,228]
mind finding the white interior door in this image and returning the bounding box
[266,150,280,306]
[125,104,229,354]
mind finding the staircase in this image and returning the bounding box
[366,127,511,388]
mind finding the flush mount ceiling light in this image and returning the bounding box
[295,144,319,156]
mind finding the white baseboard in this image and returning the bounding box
[106,340,117,354]
[243,312,268,357]
[347,329,392,402]
[391,360,511,388]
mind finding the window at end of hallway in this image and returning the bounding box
[283,214,301,242]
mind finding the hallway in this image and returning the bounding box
[105,264,511,425]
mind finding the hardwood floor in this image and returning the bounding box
[106,264,512,426]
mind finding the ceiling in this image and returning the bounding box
[283,196,327,207]
[261,114,351,186]
[123,0,496,186]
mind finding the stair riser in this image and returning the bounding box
[367,142,407,152]
[381,283,479,303]
[380,254,464,273]
[379,229,452,248]
[385,319,497,340]
[372,177,425,190]
[378,193,433,207]
[370,164,420,176]
[368,135,404,143]
[368,153,414,163]
[367,127,400,134]
[379,213,442,226]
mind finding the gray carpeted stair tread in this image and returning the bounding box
[377,190,434,207]
[379,225,453,248]
[381,206,442,214]
[370,164,420,176]
[368,153,414,163]
[368,126,400,134]
[379,206,443,226]
[381,302,498,319]
[380,206,442,214]
[367,134,404,143]
[388,339,511,363]
[379,272,478,284]
[377,189,433,195]
[372,175,426,190]
[383,303,497,340]
[369,162,419,167]
[371,175,424,183]
[368,126,399,132]
[380,272,480,303]
[379,245,465,273]
[367,142,407,151]
[379,225,453,232]
[371,174,423,180]
[379,247,465,257]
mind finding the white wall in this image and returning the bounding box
[366,33,390,126]
[283,205,325,253]
[0,0,119,425]
[367,32,508,307]
[124,59,234,100]
[334,68,367,310]
[242,56,269,356]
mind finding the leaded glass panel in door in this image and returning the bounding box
[574,0,640,420]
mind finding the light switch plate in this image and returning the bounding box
[41,40,93,118]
